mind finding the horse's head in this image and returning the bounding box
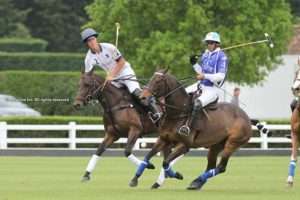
[140,68,172,99]
[292,70,300,97]
[73,73,105,109]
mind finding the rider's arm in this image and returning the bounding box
[108,57,126,78]
[193,63,202,74]
[204,73,225,84]
[106,44,125,79]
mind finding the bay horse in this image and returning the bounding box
[287,69,300,186]
[129,69,252,190]
[74,72,177,183]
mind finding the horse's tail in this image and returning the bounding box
[250,119,271,135]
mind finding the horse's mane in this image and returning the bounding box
[159,71,189,97]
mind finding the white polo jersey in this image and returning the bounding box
[84,42,141,93]
[84,43,126,73]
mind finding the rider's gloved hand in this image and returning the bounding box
[190,55,199,65]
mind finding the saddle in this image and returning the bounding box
[188,91,219,111]
[203,98,218,111]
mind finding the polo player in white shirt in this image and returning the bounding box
[81,28,162,122]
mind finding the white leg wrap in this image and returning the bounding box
[128,154,143,166]
[86,154,100,173]
[157,168,165,185]
[156,154,184,186]
[170,154,184,166]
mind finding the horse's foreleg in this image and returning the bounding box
[125,127,155,169]
[152,145,184,189]
[129,137,167,187]
[162,143,188,180]
[287,131,299,187]
[82,134,116,182]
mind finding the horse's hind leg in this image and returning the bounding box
[81,133,117,182]
[125,126,155,169]
[187,139,240,190]
[287,131,298,187]
[206,141,226,171]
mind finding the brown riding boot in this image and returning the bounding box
[132,89,162,123]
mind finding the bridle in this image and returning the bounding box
[292,70,300,97]
[144,72,192,112]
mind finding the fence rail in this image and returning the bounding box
[0,121,291,150]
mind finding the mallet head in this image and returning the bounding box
[264,33,274,48]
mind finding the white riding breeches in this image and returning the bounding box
[185,83,219,107]
[113,63,141,93]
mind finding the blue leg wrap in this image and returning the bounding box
[164,164,176,178]
[135,160,148,177]
[198,168,220,182]
[288,160,297,177]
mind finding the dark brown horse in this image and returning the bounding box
[287,69,300,186]
[129,69,252,190]
[74,72,167,182]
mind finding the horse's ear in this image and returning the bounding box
[80,66,85,74]
[162,66,170,74]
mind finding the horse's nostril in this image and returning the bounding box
[73,103,81,110]
[87,95,92,101]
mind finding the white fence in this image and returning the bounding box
[0,121,291,150]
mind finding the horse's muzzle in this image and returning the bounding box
[73,100,84,110]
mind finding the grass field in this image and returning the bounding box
[0,156,299,200]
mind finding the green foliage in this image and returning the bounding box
[0,71,104,115]
[86,0,293,85]
[0,38,48,52]
[0,115,102,124]
[12,0,93,52]
[0,0,31,38]
[289,0,300,23]
[0,52,84,71]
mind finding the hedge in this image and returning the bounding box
[0,71,106,116]
[0,38,48,52]
[0,116,288,125]
[0,116,102,124]
[0,52,84,71]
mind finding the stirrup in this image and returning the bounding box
[177,125,190,136]
[148,112,161,124]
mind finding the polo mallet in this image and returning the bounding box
[115,22,120,47]
[222,33,274,51]
[191,33,274,64]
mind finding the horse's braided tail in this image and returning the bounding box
[250,119,270,135]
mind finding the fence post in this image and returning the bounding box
[260,121,268,150]
[68,122,76,149]
[133,139,140,150]
[0,122,8,149]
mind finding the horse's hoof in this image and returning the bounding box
[129,176,138,187]
[287,176,294,187]
[287,181,293,187]
[187,179,206,190]
[151,182,161,189]
[146,162,155,169]
[81,175,90,183]
[175,172,184,180]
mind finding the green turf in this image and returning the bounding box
[0,156,299,200]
